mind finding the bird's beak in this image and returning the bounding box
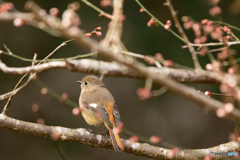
[77,81,82,84]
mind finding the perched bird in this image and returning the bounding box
[77,75,124,152]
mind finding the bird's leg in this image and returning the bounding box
[87,125,93,132]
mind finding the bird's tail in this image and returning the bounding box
[105,124,124,152]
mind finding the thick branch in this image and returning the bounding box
[0,12,34,21]
[0,114,239,159]
[102,0,123,51]
[0,59,221,84]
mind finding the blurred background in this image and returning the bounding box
[0,0,240,159]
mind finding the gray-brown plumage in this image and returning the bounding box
[78,75,123,152]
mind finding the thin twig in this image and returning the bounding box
[2,54,37,114]
[122,51,162,68]
[32,104,67,160]
[135,0,184,42]
[0,40,72,102]
[182,41,240,48]
[207,46,227,53]
[213,20,240,32]
[151,86,168,97]
[81,0,112,19]
[165,0,201,70]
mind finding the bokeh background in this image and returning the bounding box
[0,0,240,159]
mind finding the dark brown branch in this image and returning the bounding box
[0,114,239,160]
[165,0,201,70]
[0,59,221,84]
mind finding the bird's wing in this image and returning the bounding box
[113,104,121,126]
[81,101,113,127]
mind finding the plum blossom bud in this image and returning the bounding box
[150,136,161,143]
[37,118,45,125]
[96,27,101,30]
[49,7,59,16]
[181,16,189,22]
[203,25,214,33]
[68,2,80,11]
[223,103,234,113]
[192,23,201,32]
[147,18,154,27]
[163,60,173,67]
[155,53,163,60]
[209,6,222,16]
[229,133,236,141]
[228,67,235,74]
[69,26,80,36]
[13,18,24,27]
[226,35,233,40]
[223,26,231,33]
[72,107,81,115]
[96,31,102,36]
[216,107,226,118]
[205,91,211,97]
[137,88,151,100]
[85,33,92,37]
[0,2,14,13]
[140,8,145,12]
[129,136,139,142]
[113,127,120,134]
[41,88,48,95]
[100,0,111,7]
[164,20,172,30]
[204,154,213,160]
[206,63,213,71]
[201,19,208,24]
[32,103,39,112]
[51,130,60,141]
[183,21,194,30]
[61,93,68,100]
[167,148,179,159]
[199,47,207,56]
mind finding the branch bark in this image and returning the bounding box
[0,59,222,84]
[0,114,239,160]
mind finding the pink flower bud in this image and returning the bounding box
[209,6,222,16]
[206,63,213,71]
[216,107,226,118]
[37,118,45,125]
[150,136,161,143]
[49,7,59,16]
[96,31,102,36]
[85,33,92,37]
[129,136,139,142]
[72,107,81,116]
[224,103,234,113]
[140,8,145,12]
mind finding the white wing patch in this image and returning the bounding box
[89,103,98,108]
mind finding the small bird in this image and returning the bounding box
[77,75,124,152]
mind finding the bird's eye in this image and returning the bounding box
[84,82,88,85]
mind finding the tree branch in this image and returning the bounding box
[0,12,34,21]
[165,0,201,70]
[0,59,222,84]
[0,114,239,160]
